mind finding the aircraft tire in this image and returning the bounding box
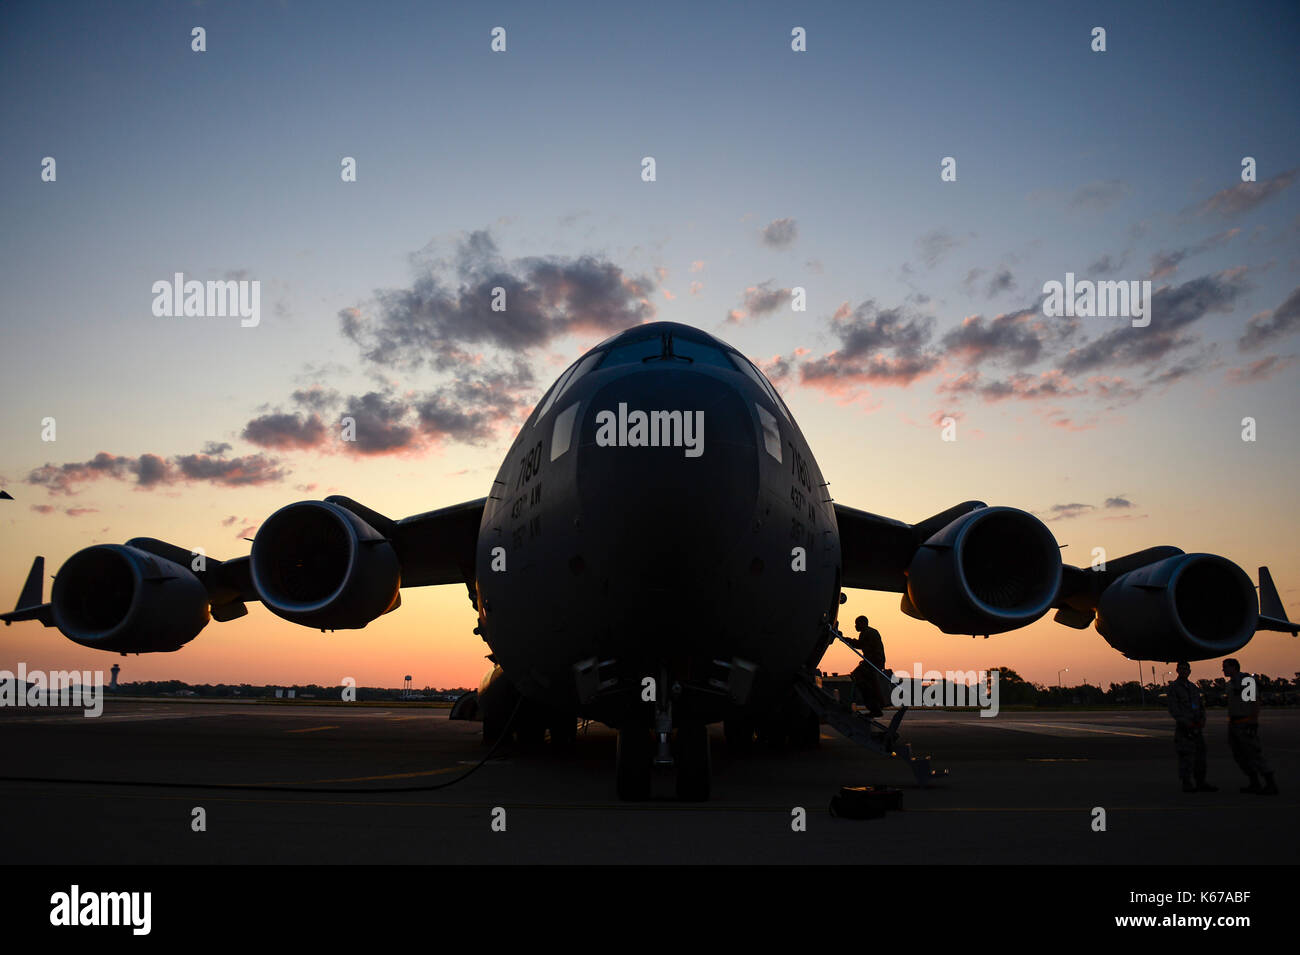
[675,723,712,801]
[514,720,545,750]
[790,706,822,750]
[724,717,754,755]
[549,717,577,751]
[615,727,653,801]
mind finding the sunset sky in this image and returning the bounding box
[2,1,1298,691]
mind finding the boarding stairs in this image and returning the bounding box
[794,632,946,786]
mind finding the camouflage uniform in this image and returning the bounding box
[1167,677,1206,784]
[1226,673,1272,779]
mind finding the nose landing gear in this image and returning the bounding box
[614,722,713,801]
[615,667,714,801]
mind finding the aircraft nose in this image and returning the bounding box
[575,369,759,600]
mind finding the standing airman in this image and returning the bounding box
[1167,661,1216,793]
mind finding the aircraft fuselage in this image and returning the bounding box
[474,323,841,731]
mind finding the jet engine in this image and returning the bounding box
[905,506,1062,635]
[250,500,400,629]
[50,544,210,652]
[1096,553,1257,661]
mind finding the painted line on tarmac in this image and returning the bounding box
[0,712,214,725]
[971,720,1163,739]
[303,765,469,784]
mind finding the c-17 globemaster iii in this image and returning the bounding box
[5,322,1296,799]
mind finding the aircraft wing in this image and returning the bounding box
[3,494,487,652]
[834,500,985,591]
[385,497,487,587]
[834,498,1294,660]
[302,495,486,587]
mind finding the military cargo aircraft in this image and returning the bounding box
[5,322,1296,799]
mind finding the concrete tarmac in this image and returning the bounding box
[0,700,1294,864]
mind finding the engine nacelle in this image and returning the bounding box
[250,500,400,629]
[1096,553,1257,661]
[50,544,210,652]
[906,506,1062,635]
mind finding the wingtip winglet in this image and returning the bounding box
[1257,566,1298,637]
[1,557,55,627]
[1258,566,1285,617]
[16,556,44,611]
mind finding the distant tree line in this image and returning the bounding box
[823,668,1300,708]
[975,669,1299,707]
[111,681,470,702]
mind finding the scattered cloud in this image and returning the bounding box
[800,300,939,391]
[1144,347,1221,387]
[759,217,798,249]
[1058,270,1249,375]
[244,358,535,457]
[1069,179,1129,211]
[917,230,959,268]
[341,230,655,368]
[58,506,94,517]
[1045,502,1095,521]
[985,268,1016,298]
[1147,228,1239,280]
[1087,252,1129,277]
[1189,167,1298,218]
[1226,354,1297,384]
[27,449,287,495]
[726,281,791,324]
[939,369,1082,403]
[1239,286,1300,351]
[242,412,328,450]
[756,353,794,385]
[941,307,1048,368]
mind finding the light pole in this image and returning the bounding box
[1058,667,1069,688]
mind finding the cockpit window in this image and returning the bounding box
[598,330,734,369]
[670,338,735,369]
[533,358,579,422]
[549,351,601,406]
[533,350,605,423]
[592,328,635,350]
[598,337,665,368]
[728,353,791,421]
